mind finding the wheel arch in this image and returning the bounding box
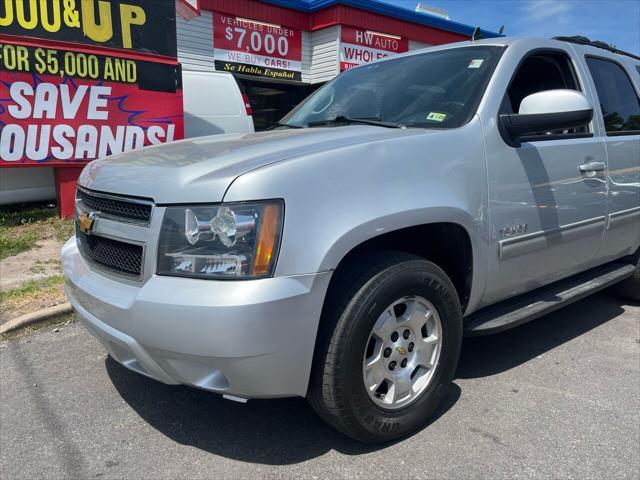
[317,208,483,313]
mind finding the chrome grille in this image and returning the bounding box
[76,188,152,224]
[77,229,143,278]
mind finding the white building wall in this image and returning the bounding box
[310,25,341,84]
[301,31,312,83]
[176,10,215,71]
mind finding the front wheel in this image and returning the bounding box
[308,253,463,443]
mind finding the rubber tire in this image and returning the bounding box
[614,258,640,302]
[308,252,463,444]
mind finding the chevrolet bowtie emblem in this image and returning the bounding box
[78,212,97,235]
[396,346,407,356]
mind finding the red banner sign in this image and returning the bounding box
[0,43,183,166]
[340,26,408,71]
[1,73,183,165]
[213,13,302,81]
[0,0,182,168]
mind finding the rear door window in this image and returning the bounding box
[585,57,640,135]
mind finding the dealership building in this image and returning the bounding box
[176,0,499,130]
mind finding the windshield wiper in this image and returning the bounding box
[306,116,404,129]
[267,122,304,130]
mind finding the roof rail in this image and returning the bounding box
[554,36,640,61]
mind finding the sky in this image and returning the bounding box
[382,0,640,54]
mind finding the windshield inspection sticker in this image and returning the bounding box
[426,112,447,122]
[468,59,485,69]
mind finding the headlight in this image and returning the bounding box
[157,200,283,279]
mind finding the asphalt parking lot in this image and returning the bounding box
[1,291,638,480]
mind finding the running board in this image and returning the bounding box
[464,262,635,336]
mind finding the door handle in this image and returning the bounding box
[579,161,606,178]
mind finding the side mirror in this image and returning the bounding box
[499,89,593,147]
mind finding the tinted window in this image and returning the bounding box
[586,57,640,134]
[281,46,503,129]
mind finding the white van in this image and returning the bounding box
[182,70,255,138]
[0,168,56,205]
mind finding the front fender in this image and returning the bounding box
[318,206,478,270]
[317,206,486,313]
[224,121,489,312]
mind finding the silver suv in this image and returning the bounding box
[62,37,640,443]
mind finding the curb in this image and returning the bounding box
[0,303,73,335]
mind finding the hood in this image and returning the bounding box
[79,126,427,204]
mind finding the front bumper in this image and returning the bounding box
[62,237,331,398]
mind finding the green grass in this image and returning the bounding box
[30,258,61,274]
[0,204,58,227]
[0,275,65,304]
[51,217,75,242]
[0,230,40,260]
[0,204,74,260]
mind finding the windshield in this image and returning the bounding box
[281,46,503,129]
